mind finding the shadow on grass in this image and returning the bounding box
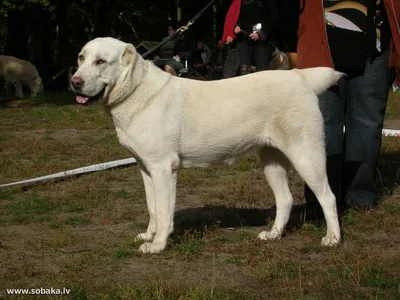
[172,204,321,239]
[0,90,78,108]
[172,152,400,241]
[378,151,400,196]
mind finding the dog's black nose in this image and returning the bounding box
[71,76,84,90]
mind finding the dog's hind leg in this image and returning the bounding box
[284,141,341,246]
[258,147,293,241]
[135,167,157,242]
[138,161,178,254]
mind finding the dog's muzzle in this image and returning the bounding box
[71,76,106,104]
[75,87,106,105]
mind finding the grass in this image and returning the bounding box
[114,247,133,260]
[176,231,204,255]
[65,216,90,226]
[0,91,399,299]
[5,195,56,224]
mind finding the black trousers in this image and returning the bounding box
[236,38,270,71]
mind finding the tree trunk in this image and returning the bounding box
[93,2,111,38]
[5,10,29,60]
[27,7,53,80]
[55,1,70,67]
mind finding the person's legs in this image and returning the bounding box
[164,64,177,76]
[207,66,215,80]
[236,39,252,76]
[305,79,346,217]
[194,65,213,80]
[153,59,166,69]
[253,42,271,71]
[214,66,224,80]
[343,49,391,209]
[165,60,185,77]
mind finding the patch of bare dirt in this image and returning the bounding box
[384,119,400,130]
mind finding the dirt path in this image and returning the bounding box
[384,119,400,130]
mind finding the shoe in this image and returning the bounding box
[345,195,376,212]
[347,202,376,212]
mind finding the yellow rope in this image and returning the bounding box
[177,20,194,33]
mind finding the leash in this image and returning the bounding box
[142,0,216,59]
[44,66,69,88]
[0,158,137,188]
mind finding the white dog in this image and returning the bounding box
[0,55,43,98]
[71,37,343,254]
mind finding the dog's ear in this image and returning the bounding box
[121,44,136,67]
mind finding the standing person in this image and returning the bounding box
[220,0,278,76]
[296,0,400,216]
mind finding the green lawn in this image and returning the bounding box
[0,91,399,299]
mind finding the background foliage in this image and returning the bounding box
[0,0,299,89]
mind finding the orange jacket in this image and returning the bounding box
[296,0,400,86]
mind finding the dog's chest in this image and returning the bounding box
[114,123,169,163]
[114,127,143,160]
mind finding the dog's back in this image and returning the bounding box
[0,55,40,81]
[0,55,43,97]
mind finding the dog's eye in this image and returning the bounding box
[78,55,84,62]
[96,59,106,65]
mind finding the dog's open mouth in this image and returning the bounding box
[76,87,106,104]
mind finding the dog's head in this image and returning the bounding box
[71,37,136,105]
[31,76,43,97]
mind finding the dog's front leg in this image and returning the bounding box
[138,164,177,254]
[135,168,157,242]
[13,81,24,98]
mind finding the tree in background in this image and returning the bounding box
[1,0,49,60]
[0,0,300,89]
[1,0,174,84]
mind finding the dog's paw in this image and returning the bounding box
[138,242,165,254]
[258,230,282,241]
[135,232,154,242]
[321,235,340,247]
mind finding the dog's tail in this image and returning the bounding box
[298,67,345,96]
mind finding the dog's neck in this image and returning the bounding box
[104,53,172,128]
[104,52,145,108]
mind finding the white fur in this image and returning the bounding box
[72,37,343,253]
[0,55,43,98]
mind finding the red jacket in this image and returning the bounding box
[221,0,241,43]
[296,0,400,86]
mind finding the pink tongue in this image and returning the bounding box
[76,95,89,104]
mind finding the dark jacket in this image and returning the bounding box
[221,0,278,43]
[173,33,196,59]
[195,44,213,67]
